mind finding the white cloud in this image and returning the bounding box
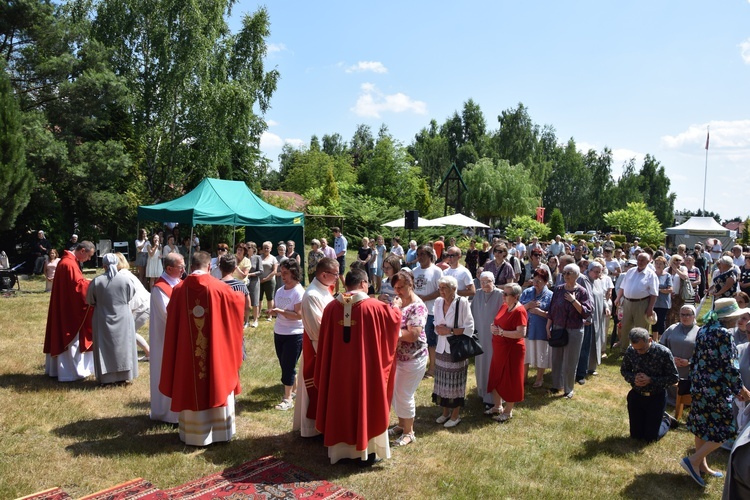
[267,43,287,54]
[260,131,283,149]
[661,120,750,150]
[266,119,279,127]
[351,83,427,118]
[740,38,750,64]
[260,132,304,150]
[344,61,388,74]
[612,148,645,170]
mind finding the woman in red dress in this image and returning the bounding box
[487,282,528,422]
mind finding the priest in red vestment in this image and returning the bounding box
[159,251,245,446]
[43,241,96,381]
[315,267,401,464]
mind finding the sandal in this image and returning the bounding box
[532,380,543,388]
[393,432,415,447]
[493,412,513,422]
[274,399,294,411]
[484,406,503,415]
[388,426,403,437]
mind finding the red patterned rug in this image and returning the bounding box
[163,456,363,499]
[78,478,166,500]
[17,487,72,500]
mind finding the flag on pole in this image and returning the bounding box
[705,130,710,150]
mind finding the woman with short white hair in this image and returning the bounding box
[546,263,592,399]
[432,275,475,428]
[711,256,738,299]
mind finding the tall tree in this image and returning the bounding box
[583,147,615,229]
[638,154,675,229]
[92,1,278,201]
[463,158,537,223]
[461,98,487,155]
[610,159,643,211]
[408,119,451,187]
[0,64,33,230]
[543,138,590,230]
[491,102,538,167]
[350,123,374,168]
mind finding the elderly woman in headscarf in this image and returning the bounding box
[576,261,609,385]
[86,253,138,385]
[472,271,504,408]
[681,298,750,486]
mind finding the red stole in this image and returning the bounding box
[302,332,318,419]
[44,251,93,356]
[159,273,245,411]
[153,276,175,298]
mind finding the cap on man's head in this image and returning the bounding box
[626,259,637,266]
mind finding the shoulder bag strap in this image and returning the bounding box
[454,297,462,329]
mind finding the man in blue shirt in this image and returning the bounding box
[332,227,347,294]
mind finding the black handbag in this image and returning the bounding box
[446,297,484,362]
[548,328,569,348]
[677,378,691,396]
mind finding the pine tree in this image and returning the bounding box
[548,208,565,239]
[0,68,34,231]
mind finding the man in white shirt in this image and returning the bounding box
[709,239,723,262]
[732,245,746,268]
[548,235,564,257]
[614,253,659,354]
[442,246,475,297]
[513,236,527,261]
[389,237,405,263]
[628,238,641,258]
[413,245,443,378]
[603,247,622,278]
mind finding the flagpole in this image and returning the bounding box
[702,125,709,212]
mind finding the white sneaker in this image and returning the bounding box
[435,415,449,424]
[251,320,258,328]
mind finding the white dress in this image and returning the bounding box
[146,246,163,278]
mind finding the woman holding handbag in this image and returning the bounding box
[546,263,592,399]
[486,283,528,422]
[431,275,475,428]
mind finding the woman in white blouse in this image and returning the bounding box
[431,275,475,428]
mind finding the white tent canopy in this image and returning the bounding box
[381,216,444,228]
[666,216,733,250]
[429,213,490,228]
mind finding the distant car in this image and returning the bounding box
[586,230,597,235]
[574,231,584,236]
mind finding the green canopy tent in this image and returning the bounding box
[138,178,305,275]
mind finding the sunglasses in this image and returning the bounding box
[494,249,506,254]
[445,253,459,258]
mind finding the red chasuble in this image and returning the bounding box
[43,251,93,356]
[159,273,244,411]
[314,294,401,451]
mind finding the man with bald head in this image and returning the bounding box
[442,246,475,297]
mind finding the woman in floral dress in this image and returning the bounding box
[682,298,750,486]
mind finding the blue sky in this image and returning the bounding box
[230,1,750,222]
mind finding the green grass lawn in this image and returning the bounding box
[0,268,727,499]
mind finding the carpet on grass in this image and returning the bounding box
[78,478,165,500]
[163,455,363,499]
[17,487,72,500]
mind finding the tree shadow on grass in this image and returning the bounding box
[0,372,100,392]
[571,435,647,460]
[53,415,184,457]
[236,384,285,414]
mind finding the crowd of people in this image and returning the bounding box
[39,228,750,492]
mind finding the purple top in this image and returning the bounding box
[396,300,428,362]
[483,259,515,286]
[547,283,593,329]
